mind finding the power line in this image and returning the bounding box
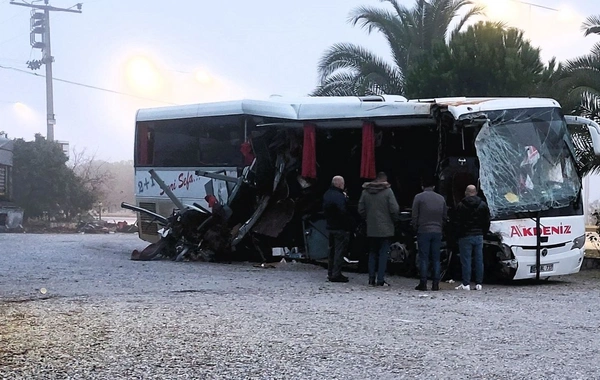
[0,56,27,63]
[0,64,178,105]
[0,9,22,24]
[509,0,559,12]
[0,32,30,47]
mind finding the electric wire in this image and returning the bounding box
[0,64,178,105]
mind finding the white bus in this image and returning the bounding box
[131,95,600,280]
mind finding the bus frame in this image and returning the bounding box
[130,95,600,281]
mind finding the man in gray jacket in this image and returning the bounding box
[358,172,400,286]
[412,177,447,291]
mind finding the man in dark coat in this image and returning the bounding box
[454,185,491,291]
[323,175,353,283]
[358,172,400,286]
[412,177,447,291]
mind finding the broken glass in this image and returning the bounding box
[473,108,581,219]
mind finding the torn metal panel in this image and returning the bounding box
[475,107,581,218]
[446,98,560,120]
[252,198,295,238]
[231,153,287,246]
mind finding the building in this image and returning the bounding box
[0,135,24,231]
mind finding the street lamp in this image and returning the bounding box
[97,201,102,221]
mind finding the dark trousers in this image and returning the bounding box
[368,237,391,285]
[328,230,349,278]
[417,232,442,284]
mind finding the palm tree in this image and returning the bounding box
[553,15,600,175]
[312,0,484,96]
[557,15,600,116]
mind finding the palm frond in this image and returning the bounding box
[311,72,364,96]
[582,15,600,36]
[348,6,408,71]
[379,0,408,19]
[315,43,403,96]
[563,54,600,71]
[316,43,378,81]
[450,5,486,38]
[591,42,600,57]
[569,92,600,175]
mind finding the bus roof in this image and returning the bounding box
[425,97,562,119]
[136,96,561,123]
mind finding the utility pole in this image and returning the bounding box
[10,0,82,142]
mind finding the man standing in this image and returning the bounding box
[358,172,399,286]
[412,177,447,291]
[323,175,353,283]
[454,185,491,291]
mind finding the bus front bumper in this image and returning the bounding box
[507,247,585,280]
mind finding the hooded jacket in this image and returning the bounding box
[455,195,491,237]
[358,181,400,237]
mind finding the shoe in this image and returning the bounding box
[431,283,439,291]
[475,284,482,291]
[455,284,470,290]
[329,275,349,283]
[376,281,389,287]
[368,278,375,286]
[415,283,427,291]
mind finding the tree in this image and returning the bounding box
[553,15,600,175]
[12,134,96,220]
[557,15,600,115]
[69,147,114,202]
[405,22,545,98]
[97,160,135,214]
[312,0,483,96]
[67,149,136,215]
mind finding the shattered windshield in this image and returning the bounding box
[474,107,581,219]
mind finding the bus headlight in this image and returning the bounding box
[572,234,586,250]
[497,244,513,260]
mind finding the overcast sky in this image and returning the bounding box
[0,0,598,163]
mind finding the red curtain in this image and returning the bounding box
[301,123,317,178]
[240,141,255,166]
[360,122,376,179]
[137,124,149,165]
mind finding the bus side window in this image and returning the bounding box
[137,123,154,166]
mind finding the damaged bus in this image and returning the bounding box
[125,95,600,281]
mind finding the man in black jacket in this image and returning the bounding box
[454,185,491,291]
[323,175,353,283]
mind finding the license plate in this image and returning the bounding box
[530,264,554,273]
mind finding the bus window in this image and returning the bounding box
[136,122,154,166]
[135,116,245,168]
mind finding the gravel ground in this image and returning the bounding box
[1,233,600,379]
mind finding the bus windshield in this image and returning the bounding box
[474,107,581,219]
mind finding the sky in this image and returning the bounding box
[0,0,598,164]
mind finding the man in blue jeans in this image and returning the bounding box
[454,185,491,291]
[412,178,447,291]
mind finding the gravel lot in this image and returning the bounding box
[1,233,600,379]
